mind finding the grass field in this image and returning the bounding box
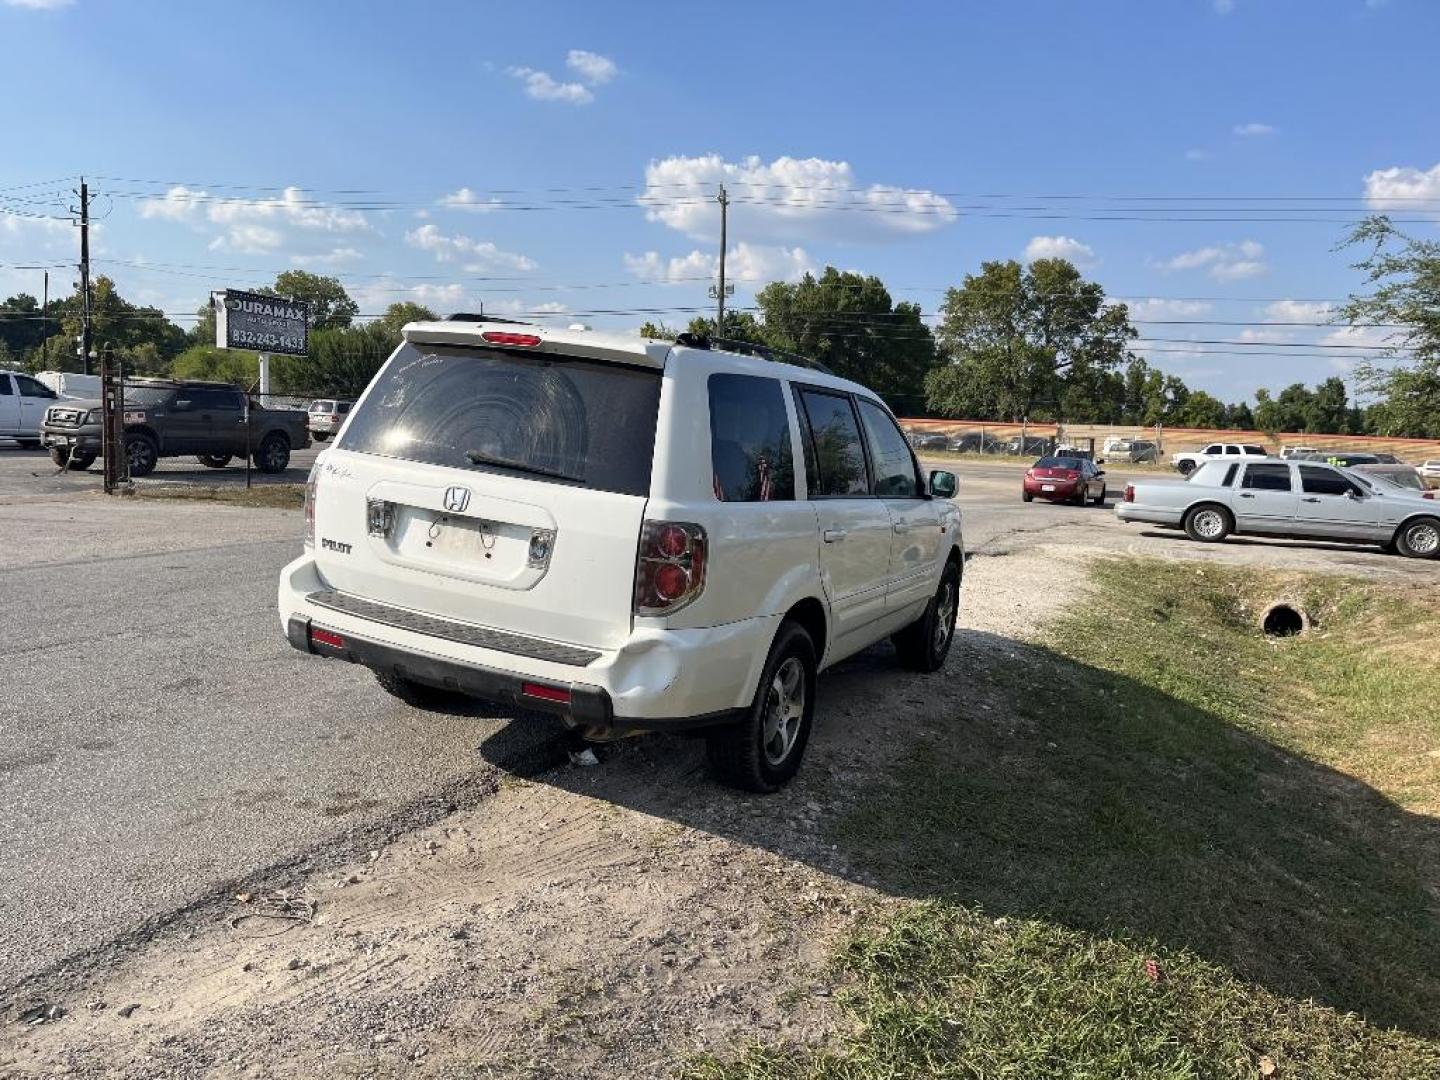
[689,561,1440,1079]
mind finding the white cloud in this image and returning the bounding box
[1233,122,1275,137]
[438,188,503,213]
[1213,0,1234,12]
[290,247,364,267]
[566,50,617,85]
[138,184,371,254]
[404,224,537,272]
[508,66,593,104]
[640,154,957,243]
[623,242,813,284]
[1184,148,1210,162]
[1363,162,1440,213]
[1157,240,1266,281]
[1261,299,1335,323]
[1318,323,1396,352]
[1121,298,1215,320]
[1023,235,1096,267]
[485,299,570,317]
[3,0,74,9]
[208,224,284,255]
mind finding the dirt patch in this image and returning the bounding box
[0,549,1088,1079]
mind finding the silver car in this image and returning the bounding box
[1117,457,1440,559]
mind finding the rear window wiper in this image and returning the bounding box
[464,449,583,484]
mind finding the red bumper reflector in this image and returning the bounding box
[521,681,572,704]
[311,628,346,649]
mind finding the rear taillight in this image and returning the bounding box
[1124,484,1135,502]
[1424,491,1435,500]
[634,521,707,615]
[303,464,318,548]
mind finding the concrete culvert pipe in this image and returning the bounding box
[1260,602,1309,638]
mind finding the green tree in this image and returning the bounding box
[1307,376,1350,433]
[1339,216,1440,437]
[684,310,765,344]
[926,259,1134,422]
[1224,401,1255,430]
[378,301,437,333]
[278,322,399,397]
[638,320,677,341]
[264,271,359,330]
[1177,390,1225,429]
[756,268,938,412]
[171,344,261,385]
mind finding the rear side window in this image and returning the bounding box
[340,343,662,497]
[856,398,921,497]
[708,373,795,502]
[1243,445,1267,456]
[1242,463,1293,491]
[795,389,869,498]
[0,377,11,395]
[1224,446,1241,455]
[1300,466,1358,496]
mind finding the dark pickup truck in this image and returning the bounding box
[39,379,311,477]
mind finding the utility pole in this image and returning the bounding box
[715,183,729,334]
[75,179,92,376]
[41,271,48,370]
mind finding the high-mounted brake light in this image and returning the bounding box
[482,331,543,347]
[634,521,707,615]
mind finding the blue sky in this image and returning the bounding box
[2,0,1437,407]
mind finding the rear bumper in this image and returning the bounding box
[278,554,770,735]
[1023,478,1081,498]
[1116,503,1183,526]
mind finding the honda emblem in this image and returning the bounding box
[443,486,471,513]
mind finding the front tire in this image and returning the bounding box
[1092,484,1107,506]
[1177,459,1197,476]
[196,454,232,469]
[706,621,816,793]
[1394,517,1440,560]
[254,432,290,474]
[126,433,158,477]
[893,559,961,673]
[1183,504,1232,543]
[1022,489,1034,502]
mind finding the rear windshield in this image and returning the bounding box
[1035,456,1084,469]
[339,343,662,497]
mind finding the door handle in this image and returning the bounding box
[892,521,909,534]
[1238,493,1255,499]
[1301,497,1321,503]
[822,528,848,543]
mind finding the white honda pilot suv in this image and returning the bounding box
[278,318,963,791]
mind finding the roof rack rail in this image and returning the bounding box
[709,336,834,375]
[445,313,534,325]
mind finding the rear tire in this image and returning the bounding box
[892,559,961,673]
[1183,503,1232,543]
[312,432,329,442]
[373,671,466,709]
[706,621,816,793]
[1394,517,1440,560]
[254,432,290,474]
[196,454,232,469]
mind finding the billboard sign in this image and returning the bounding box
[214,289,309,356]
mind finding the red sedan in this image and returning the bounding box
[1022,455,1108,505]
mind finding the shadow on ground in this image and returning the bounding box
[481,629,1440,1037]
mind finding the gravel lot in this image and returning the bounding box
[1,444,1437,1077]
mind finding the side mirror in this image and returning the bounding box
[1095,458,1106,465]
[929,470,958,498]
[1096,469,1106,477]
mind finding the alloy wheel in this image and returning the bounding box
[761,657,806,766]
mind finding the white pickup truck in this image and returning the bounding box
[1118,458,1439,558]
[1170,441,1269,476]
